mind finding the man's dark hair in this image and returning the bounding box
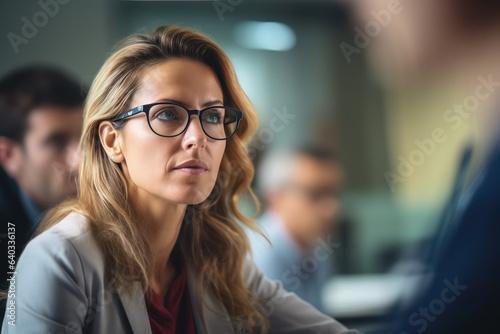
[453,0,500,29]
[0,65,86,143]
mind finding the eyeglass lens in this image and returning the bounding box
[148,104,238,139]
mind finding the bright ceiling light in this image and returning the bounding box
[234,21,296,52]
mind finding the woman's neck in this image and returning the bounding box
[128,186,187,296]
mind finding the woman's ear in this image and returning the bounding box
[98,121,124,163]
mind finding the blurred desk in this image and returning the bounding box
[322,274,421,319]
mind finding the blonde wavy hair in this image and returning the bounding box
[36,25,267,331]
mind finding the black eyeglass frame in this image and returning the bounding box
[111,102,244,140]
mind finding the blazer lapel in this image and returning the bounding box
[184,255,235,334]
[117,282,152,334]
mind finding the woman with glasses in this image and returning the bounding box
[1,26,360,334]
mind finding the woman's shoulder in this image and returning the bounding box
[28,211,93,250]
[21,212,103,274]
[43,211,90,237]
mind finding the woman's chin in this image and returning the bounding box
[185,197,207,205]
[166,192,210,206]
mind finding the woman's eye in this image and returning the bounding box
[157,109,178,121]
[203,112,222,124]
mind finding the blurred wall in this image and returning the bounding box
[0,0,454,274]
[0,0,113,86]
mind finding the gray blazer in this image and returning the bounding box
[2,212,360,333]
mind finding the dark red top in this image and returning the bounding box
[145,261,197,334]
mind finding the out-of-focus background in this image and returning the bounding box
[0,0,482,331]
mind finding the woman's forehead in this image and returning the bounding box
[132,59,223,107]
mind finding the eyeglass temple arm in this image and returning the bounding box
[113,105,145,121]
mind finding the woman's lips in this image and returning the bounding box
[173,159,208,175]
[173,167,207,175]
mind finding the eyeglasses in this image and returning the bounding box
[111,102,243,140]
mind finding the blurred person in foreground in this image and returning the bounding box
[249,147,343,313]
[0,66,84,312]
[1,26,361,333]
[347,0,500,332]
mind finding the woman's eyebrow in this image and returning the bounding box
[152,98,224,108]
[201,100,224,107]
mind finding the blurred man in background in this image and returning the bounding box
[249,147,343,312]
[347,0,500,332]
[0,66,84,302]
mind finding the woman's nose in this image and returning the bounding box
[182,115,207,149]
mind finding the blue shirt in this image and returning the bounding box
[248,211,335,312]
